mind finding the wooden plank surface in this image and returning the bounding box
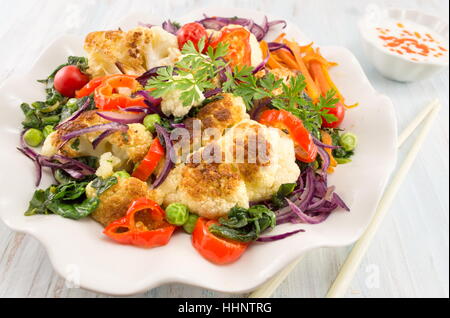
[0,0,448,298]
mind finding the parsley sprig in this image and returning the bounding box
[146,38,229,106]
[230,71,339,131]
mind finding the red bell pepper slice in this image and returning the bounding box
[94,75,146,110]
[209,27,251,68]
[192,218,248,265]
[103,198,176,248]
[76,75,146,110]
[258,109,318,163]
[132,138,165,181]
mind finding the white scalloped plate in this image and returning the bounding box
[0,7,397,296]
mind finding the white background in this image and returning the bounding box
[0,0,448,298]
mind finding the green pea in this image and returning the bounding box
[42,125,54,138]
[113,170,130,179]
[335,158,352,164]
[339,132,357,152]
[24,128,44,147]
[143,114,161,133]
[165,203,189,226]
[66,98,78,108]
[183,213,199,234]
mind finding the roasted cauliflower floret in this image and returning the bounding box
[95,152,121,178]
[41,110,152,167]
[160,75,205,117]
[84,26,180,77]
[183,93,249,147]
[86,176,158,227]
[153,162,249,219]
[221,119,300,202]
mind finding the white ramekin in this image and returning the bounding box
[358,5,449,82]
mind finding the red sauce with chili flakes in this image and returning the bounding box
[374,21,448,62]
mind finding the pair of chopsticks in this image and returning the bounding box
[249,99,442,298]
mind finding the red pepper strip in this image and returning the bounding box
[103,198,176,248]
[259,109,318,163]
[209,27,252,68]
[94,75,146,110]
[75,75,120,98]
[132,138,165,181]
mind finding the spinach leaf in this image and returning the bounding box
[209,205,276,243]
[47,197,99,220]
[90,176,118,196]
[24,180,98,220]
[271,183,296,209]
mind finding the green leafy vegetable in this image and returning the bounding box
[271,183,296,208]
[25,180,98,220]
[90,176,118,196]
[209,205,276,242]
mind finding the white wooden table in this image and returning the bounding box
[0,0,448,298]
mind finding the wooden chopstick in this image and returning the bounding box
[248,99,440,298]
[397,99,439,147]
[326,99,441,297]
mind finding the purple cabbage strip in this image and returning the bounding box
[256,229,305,242]
[61,122,128,141]
[196,15,286,41]
[203,87,222,98]
[151,124,175,188]
[136,66,164,86]
[162,20,180,35]
[55,98,91,130]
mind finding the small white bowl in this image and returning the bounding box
[358,6,449,82]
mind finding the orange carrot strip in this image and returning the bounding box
[260,40,285,69]
[273,49,300,70]
[283,38,320,100]
[321,130,337,173]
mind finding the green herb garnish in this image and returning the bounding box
[146,38,229,107]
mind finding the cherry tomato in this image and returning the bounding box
[177,22,208,51]
[192,218,248,265]
[53,65,89,98]
[321,101,345,128]
[210,27,251,68]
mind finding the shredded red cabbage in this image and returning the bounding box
[97,111,145,124]
[252,50,270,74]
[61,122,128,142]
[268,42,294,55]
[151,124,175,188]
[55,98,91,130]
[273,166,350,225]
[256,229,305,242]
[136,66,164,86]
[162,20,180,35]
[17,141,95,186]
[203,87,222,98]
[196,15,286,41]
